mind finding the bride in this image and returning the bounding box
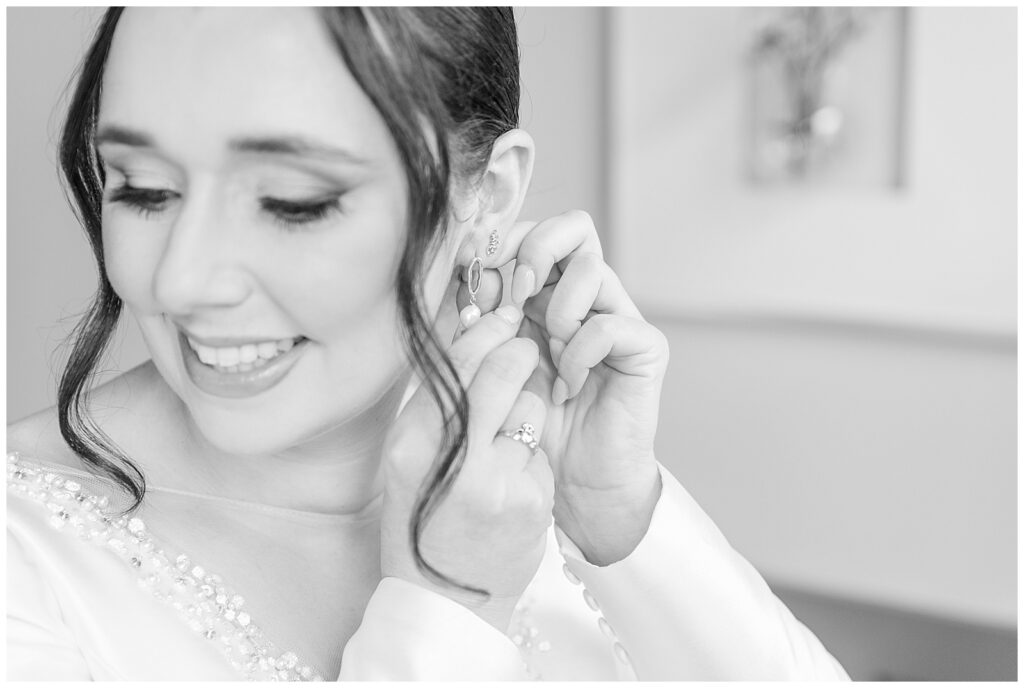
[7,7,848,681]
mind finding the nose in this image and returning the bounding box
[151,187,252,316]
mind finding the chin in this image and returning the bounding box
[188,409,311,456]
[182,377,404,457]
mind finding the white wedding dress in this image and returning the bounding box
[6,446,848,681]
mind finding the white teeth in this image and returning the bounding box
[257,342,278,359]
[195,344,218,365]
[216,348,240,367]
[239,344,258,364]
[186,336,302,371]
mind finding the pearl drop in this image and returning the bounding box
[459,304,481,328]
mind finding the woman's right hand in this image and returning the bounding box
[380,303,555,632]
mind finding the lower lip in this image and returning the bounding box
[179,331,309,399]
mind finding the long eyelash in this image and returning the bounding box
[260,196,342,229]
[105,184,342,229]
[107,183,177,219]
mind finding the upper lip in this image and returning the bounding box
[178,329,303,348]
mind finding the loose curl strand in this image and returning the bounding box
[57,7,144,513]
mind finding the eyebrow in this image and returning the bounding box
[94,125,370,166]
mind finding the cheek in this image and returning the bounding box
[102,213,163,309]
[269,208,408,363]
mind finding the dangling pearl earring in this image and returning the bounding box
[459,256,483,328]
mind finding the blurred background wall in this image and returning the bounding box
[7,7,1017,681]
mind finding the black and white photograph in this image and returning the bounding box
[5,6,1017,681]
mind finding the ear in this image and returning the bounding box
[463,129,535,261]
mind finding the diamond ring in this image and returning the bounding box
[498,422,539,454]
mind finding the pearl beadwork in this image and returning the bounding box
[509,593,547,680]
[613,641,631,665]
[7,452,323,682]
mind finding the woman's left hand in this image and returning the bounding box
[459,210,671,565]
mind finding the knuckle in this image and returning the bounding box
[655,327,671,363]
[575,250,604,273]
[588,312,616,336]
[547,312,580,336]
[653,325,669,351]
[518,389,545,412]
[515,336,540,362]
[564,208,595,228]
[446,348,476,379]
[557,344,579,370]
[481,349,529,384]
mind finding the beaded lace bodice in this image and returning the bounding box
[7,452,330,680]
[8,448,850,681]
[6,451,631,681]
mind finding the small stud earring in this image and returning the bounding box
[486,229,500,256]
[459,256,484,328]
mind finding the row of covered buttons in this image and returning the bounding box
[562,563,632,666]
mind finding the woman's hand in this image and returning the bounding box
[458,211,670,566]
[380,305,554,632]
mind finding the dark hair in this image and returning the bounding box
[57,7,520,596]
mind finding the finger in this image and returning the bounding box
[467,336,541,438]
[521,282,555,329]
[522,447,555,519]
[515,316,558,401]
[508,210,604,305]
[446,305,524,387]
[455,266,505,316]
[477,219,542,272]
[493,389,547,467]
[553,314,669,402]
[545,252,643,346]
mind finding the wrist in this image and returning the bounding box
[381,571,519,633]
[555,463,662,566]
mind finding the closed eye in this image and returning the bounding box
[260,196,342,229]
[107,183,179,218]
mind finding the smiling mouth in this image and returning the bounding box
[186,336,307,374]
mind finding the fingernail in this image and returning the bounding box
[548,338,565,368]
[512,264,535,305]
[551,377,568,405]
[495,304,523,325]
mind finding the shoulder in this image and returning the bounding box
[7,362,166,471]
[7,405,84,471]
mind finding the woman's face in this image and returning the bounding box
[97,8,462,454]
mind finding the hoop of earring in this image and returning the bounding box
[459,256,484,327]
